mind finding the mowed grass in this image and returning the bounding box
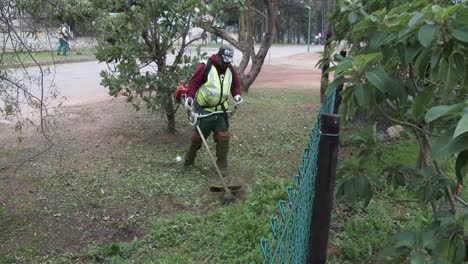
[0,87,323,263]
[0,86,438,263]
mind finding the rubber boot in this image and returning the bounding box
[184,132,202,168]
[216,131,230,177]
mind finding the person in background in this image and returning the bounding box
[57,22,71,55]
[201,31,208,46]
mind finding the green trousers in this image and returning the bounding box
[195,112,228,141]
[57,38,68,55]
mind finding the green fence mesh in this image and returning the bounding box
[260,89,336,264]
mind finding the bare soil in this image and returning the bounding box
[0,50,323,258]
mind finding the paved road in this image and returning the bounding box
[2,44,323,123]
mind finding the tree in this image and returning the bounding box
[326,0,468,261]
[14,0,98,36]
[94,0,206,134]
[199,0,278,93]
[271,0,323,44]
[1,1,54,126]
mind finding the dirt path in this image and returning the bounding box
[0,46,324,258]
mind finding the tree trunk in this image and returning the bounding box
[320,0,336,103]
[320,47,330,103]
[416,134,431,172]
[201,0,277,93]
[164,96,176,134]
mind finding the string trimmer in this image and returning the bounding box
[173,85,242,204]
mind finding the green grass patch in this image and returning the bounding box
[2,48,96,66]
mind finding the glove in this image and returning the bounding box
[185,97,193,110]
[234,95,243,106]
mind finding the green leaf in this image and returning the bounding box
[326,77,348,97]
[410,250,425,264]
[393,231,417,248]
[442,56,458,102]
[453,52,465,76]
[370,33,387,49]
[452,25,468,43]
[344,180,357,201]
[334,60,354,73]
[360,53,383,66]
[425,103,467,123]
[455,150,468,184]
[365,66,391,93]
[455,8,468,24]
[354,175,367,196]
[430,48,442,72]
[418,24,437,47]
[348,12,358,24]
[405,43,424,64]
[355,18,376,32]
[453,236,465,263]
[453,113,468,139]
[412,86,435,121]
[431,128,468,159]
[354,84,366,107]
[409,12,424,28]
[415,48,431,77]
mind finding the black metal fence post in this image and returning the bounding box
[307,113,340,264]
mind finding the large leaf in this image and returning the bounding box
[414,48,431,77]
[452,25,468,43]
[453,113,468,139]
[354,84,366,107]
[430,48,442,72]
[348,11,358,24]
[410,250,425,264]
[453,52,465,77]
[364,66,391,93]
[333,60,354,74]
[412,86,435,121]
[455,150,468,184]
[370,33,387,49]
[355,53,383,68]
[326,77,349,97]
[455,7,468,24]
[431,129,468,159]
[405,43,424,64]
[425,103,467,123]
[409,12,424,28]
[418,24,437,47]
[393,232,417,248]
[442,56,458,102]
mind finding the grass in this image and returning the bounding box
[0,87,445,263]
[0,87,320,263]
[2,48,96,66]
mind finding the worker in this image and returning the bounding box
[183,44,243,177]
[201,31,208,46]
[57,22,71,55]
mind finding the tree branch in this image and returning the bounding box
[376,105,424,134]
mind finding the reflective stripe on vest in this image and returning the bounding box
[196,61,232,112]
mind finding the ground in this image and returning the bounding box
[0,47,324,259]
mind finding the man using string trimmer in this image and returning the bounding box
[183,44,243,192]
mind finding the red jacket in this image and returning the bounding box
[187,54,241,99]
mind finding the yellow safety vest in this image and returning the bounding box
[195,61,233,112]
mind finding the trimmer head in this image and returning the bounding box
[209,185,242,193]
[222,193,235,204]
